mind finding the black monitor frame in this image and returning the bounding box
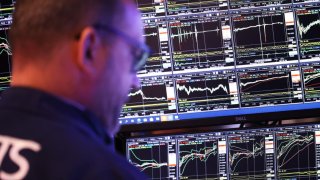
[119,106,320,133]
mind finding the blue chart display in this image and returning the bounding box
[178,135,222,179]
[231,6,298,66]
[276,130,316,179]
[128,143,169,179]
[127,136,177,179]
[228,132,273,179]
[175,70,239,112]
[296,4,320,60]
[127,123,320,179]
[169,12,234,71]
[302,62,320,101]
[238,65,303,107]
[120,1,320,125]
[0,28,11,91]
[229,136,265,178]
[0,0,14,92]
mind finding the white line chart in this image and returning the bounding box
[277,134,314,169]
[229,138,265,172]
[129,149,168,172]
[143,32,158,37]
[171,25,220,44]
[304,72,320,85]
[0,37,11,56]
[128,89,167,101]
[179,144,218,175]
[240,75,289,88]
[297,19,320,39]
[176,83,229,95]
[234,17,284,43]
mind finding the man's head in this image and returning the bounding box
[10,0,146,136]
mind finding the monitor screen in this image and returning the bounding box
[0,1,14,92]
[119,1,320,127]
[126,122,320,179]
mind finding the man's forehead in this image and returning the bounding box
[115,2,144,42]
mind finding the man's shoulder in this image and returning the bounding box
[0,88,147,179]
[0,114,146,180]
[0,132,145,179]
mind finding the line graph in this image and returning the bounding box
[232,11,297,65]
[128,143,169,179]
[0,1,13,91]
[240,74,290,92]
[298,19,320,39]
[176,72,239,112]
[139,18,173,75]
[170,15,234,70]
[302,64,320,102]
[0,37,11,56]
[229,135,266,179]
[139,20,173,75]
[129,89,167,101]
[176,83,229,95]
[304,73,320,87]
[233,14,286,44]
[130,150,168,171]
[238,66,303,107]
[127,84,168,103]
[143,26,160,55]
[178,139,219,179]
[171,20,223,52]
[234,20,284,43]
[143,32,158,38]
[296,9,320,40]
[0,28,12,92]
[121,76,176,119]
[296,7,320,59]
[276,132,316,179]
[176,81,229,100]
[171,26,220,45]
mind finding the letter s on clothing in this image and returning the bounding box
[0,135,41,180]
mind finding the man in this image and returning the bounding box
[0,0,148,179]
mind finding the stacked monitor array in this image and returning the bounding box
[119,0,320,127]
[2,0,320,179]
[0,1,13,92]
[127,123,320,179]
[0,0,319,127]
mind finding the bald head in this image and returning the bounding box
[10,0,131,60]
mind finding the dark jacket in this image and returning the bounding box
[0,87,146,180]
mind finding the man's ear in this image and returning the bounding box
[75,27,100,75]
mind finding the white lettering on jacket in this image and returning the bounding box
[0,135,41,180]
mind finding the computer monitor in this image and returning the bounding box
[126,122,320,179]
[2,1,320,131]
[119,0,320,131]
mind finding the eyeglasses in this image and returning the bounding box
[93,24,151,72]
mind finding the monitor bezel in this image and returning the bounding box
[119,107,320,132]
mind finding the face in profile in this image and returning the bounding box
[95,2,144,136]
